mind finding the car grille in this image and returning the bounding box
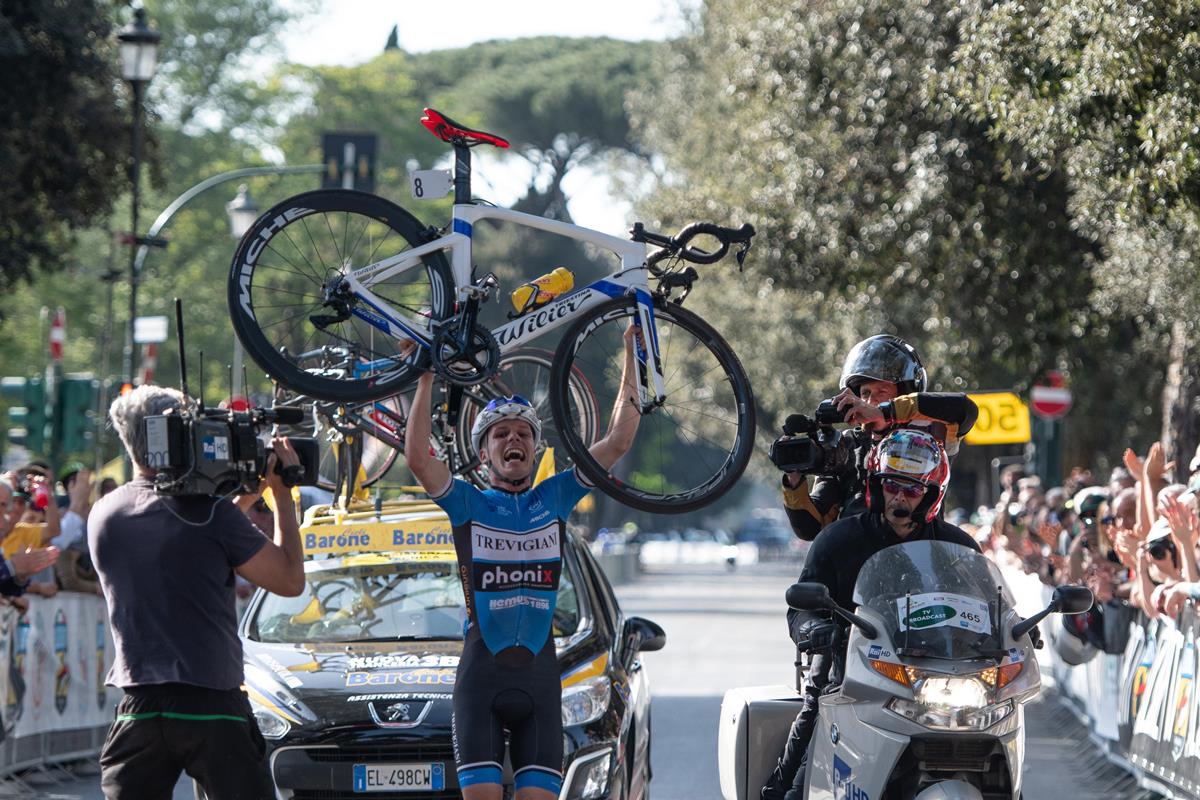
[305,742,456,763]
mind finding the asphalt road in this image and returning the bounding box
[10,561,1142,799]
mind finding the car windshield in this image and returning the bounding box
[853,541,1012,661]
[249,556,585,645]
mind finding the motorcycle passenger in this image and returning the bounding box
[782,334,978,541]
[762,429,980,800]
[404,327,642,800]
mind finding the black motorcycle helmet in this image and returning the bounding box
[839,334,928,396]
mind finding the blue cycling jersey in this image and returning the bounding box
[432,469,591,655]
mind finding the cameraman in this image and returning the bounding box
[89,386,305,800]
[779,335,978,541]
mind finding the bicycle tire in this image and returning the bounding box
[271,388,403,492]
[454,349,601,486]
[228,189,454,403]
[550,297,756,514]
[317,396,406,491]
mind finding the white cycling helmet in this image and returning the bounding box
[470,395,543,455]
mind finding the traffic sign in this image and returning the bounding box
[1030,385,1072,420]
[322,133,377,192]
[964,392,1031,446]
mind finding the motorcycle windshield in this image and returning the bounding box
[852,540,1010,660]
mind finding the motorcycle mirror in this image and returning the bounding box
[786,582,831,610]
[623,616,666,653]
[1054,585,1095,615]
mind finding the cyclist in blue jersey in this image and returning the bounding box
[405,326,642,800]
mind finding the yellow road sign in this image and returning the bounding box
[964,392,1031,445]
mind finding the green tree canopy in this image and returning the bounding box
[631,0,1164,475]
[0,0,129,297]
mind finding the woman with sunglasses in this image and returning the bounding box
[762,429,981,800]
[404,326,642,800]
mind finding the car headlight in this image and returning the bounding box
[249,698,292,739]
[561,676,610,727]
[562,748,612,800]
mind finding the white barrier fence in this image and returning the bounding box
[1002,563,1199,800]
[0,592,116,775]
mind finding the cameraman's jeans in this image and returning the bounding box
[100,683,272,800]
[761,653,832,800]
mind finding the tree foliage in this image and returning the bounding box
[0,0,129,297]
[630,0,1168,475]
[948,0,1200,475]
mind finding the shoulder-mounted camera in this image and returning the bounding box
[145,405,319,497]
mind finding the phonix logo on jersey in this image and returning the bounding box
[477,562,557,592]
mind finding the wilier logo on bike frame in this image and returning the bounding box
[54,609,70,714]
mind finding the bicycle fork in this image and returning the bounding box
[631,288,666,413]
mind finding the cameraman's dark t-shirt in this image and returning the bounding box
[88,478,268,690]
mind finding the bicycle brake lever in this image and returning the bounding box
[735,241,751,270]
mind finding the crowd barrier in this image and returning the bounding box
[1003,564,1200,800]
[0,592,116,776]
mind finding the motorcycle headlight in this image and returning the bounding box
[561,676,610,727]
[249,698,292,740]
[887,692,1013,732]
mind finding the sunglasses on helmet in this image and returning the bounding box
[881,477,925,498]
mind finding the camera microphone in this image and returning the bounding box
[263,407,306,426]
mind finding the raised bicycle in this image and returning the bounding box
[228,107,756,513]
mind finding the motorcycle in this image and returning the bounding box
[717,540,1093,800]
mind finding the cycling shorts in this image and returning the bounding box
[452,628,563,794]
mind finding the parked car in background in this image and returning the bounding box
[632,528,742,569]
[735,511,806,563]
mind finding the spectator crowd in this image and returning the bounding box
[973,442,1200,658]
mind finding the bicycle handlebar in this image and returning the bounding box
[632,221,756,268]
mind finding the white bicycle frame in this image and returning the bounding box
[341,203,668,406]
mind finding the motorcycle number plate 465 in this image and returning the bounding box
[352,762,444,793]
[897,592,990,635]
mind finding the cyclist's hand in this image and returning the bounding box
[623,322,644,353]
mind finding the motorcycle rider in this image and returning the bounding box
[762,429,981,800]
[782,334,978,541]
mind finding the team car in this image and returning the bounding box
[232,498,663,800]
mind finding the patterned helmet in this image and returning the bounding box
[839,335,927,396]
[865,429,950,522]
[470,395,542,455]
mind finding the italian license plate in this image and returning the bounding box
[352,762,444,793]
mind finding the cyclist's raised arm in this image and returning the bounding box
[589,325,642,471]
[405,372,451,494]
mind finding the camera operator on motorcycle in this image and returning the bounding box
[778,334,978,541]
[761,429,980,800]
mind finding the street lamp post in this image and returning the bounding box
[117,6,161,391]
[226,184,259,400]
[117,6,160,479]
